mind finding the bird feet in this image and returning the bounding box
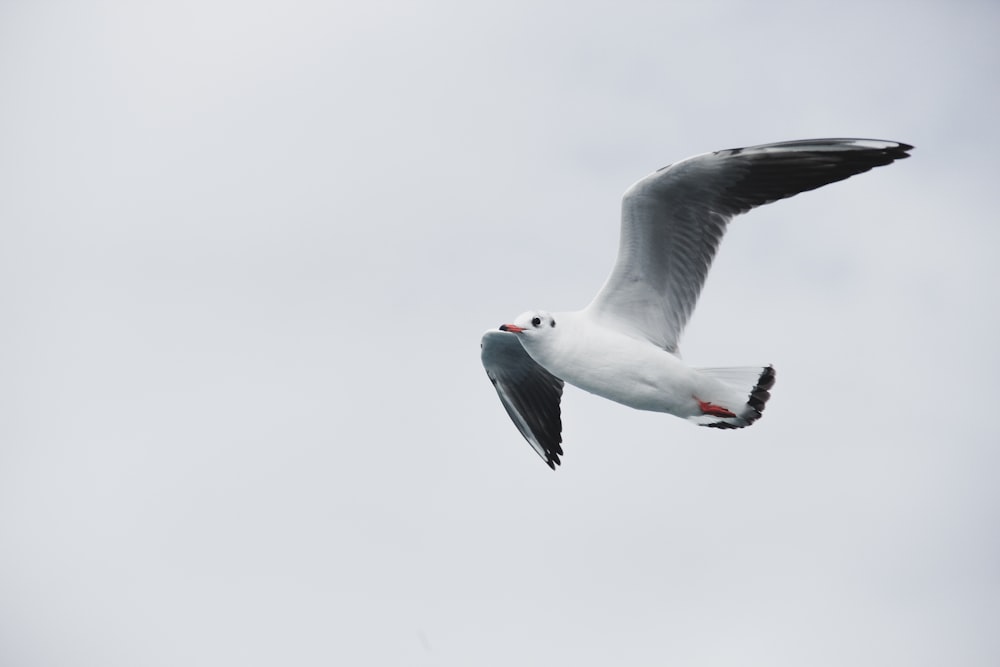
[696,397,737,418]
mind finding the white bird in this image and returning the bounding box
[481,138,912,469]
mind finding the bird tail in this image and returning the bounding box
[688,365,775,429]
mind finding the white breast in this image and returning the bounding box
[519,311,700,414]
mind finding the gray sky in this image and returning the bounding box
[2,1,998,665]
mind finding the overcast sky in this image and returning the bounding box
[2,1,998,665]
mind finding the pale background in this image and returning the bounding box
[2,1,998,665]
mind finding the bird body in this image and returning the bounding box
[506,310,732,417]
[482,138,912,468]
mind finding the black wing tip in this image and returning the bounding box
[701,365,776,430]
[724,138,914,160]
[850,140,912,164]
[847,138,913,151]
[544,442,564,469]
[734,364,775,427]
[857,139,914,161]
[745,364,776,419]
[893,140,915,154]
[722,139,913,212]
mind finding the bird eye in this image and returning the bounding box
[531,317,541,327]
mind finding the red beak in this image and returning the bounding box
[499,324,525,333]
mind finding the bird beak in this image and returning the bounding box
[499,324,525,333]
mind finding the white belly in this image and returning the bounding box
[524,317,702,415]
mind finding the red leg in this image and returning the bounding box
[696,397,737,418]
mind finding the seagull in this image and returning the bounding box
[481,138,912,469]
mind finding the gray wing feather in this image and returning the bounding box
[586,138,913,352]
[480,330,565,469]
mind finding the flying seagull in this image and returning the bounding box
[481,138,912,469]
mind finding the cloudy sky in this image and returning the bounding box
[2,1,998,665]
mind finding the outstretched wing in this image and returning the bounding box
[480,329,565,469]
[585,138,913,352]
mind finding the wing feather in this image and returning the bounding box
[480,330,565,469]
[586,138,913,351]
